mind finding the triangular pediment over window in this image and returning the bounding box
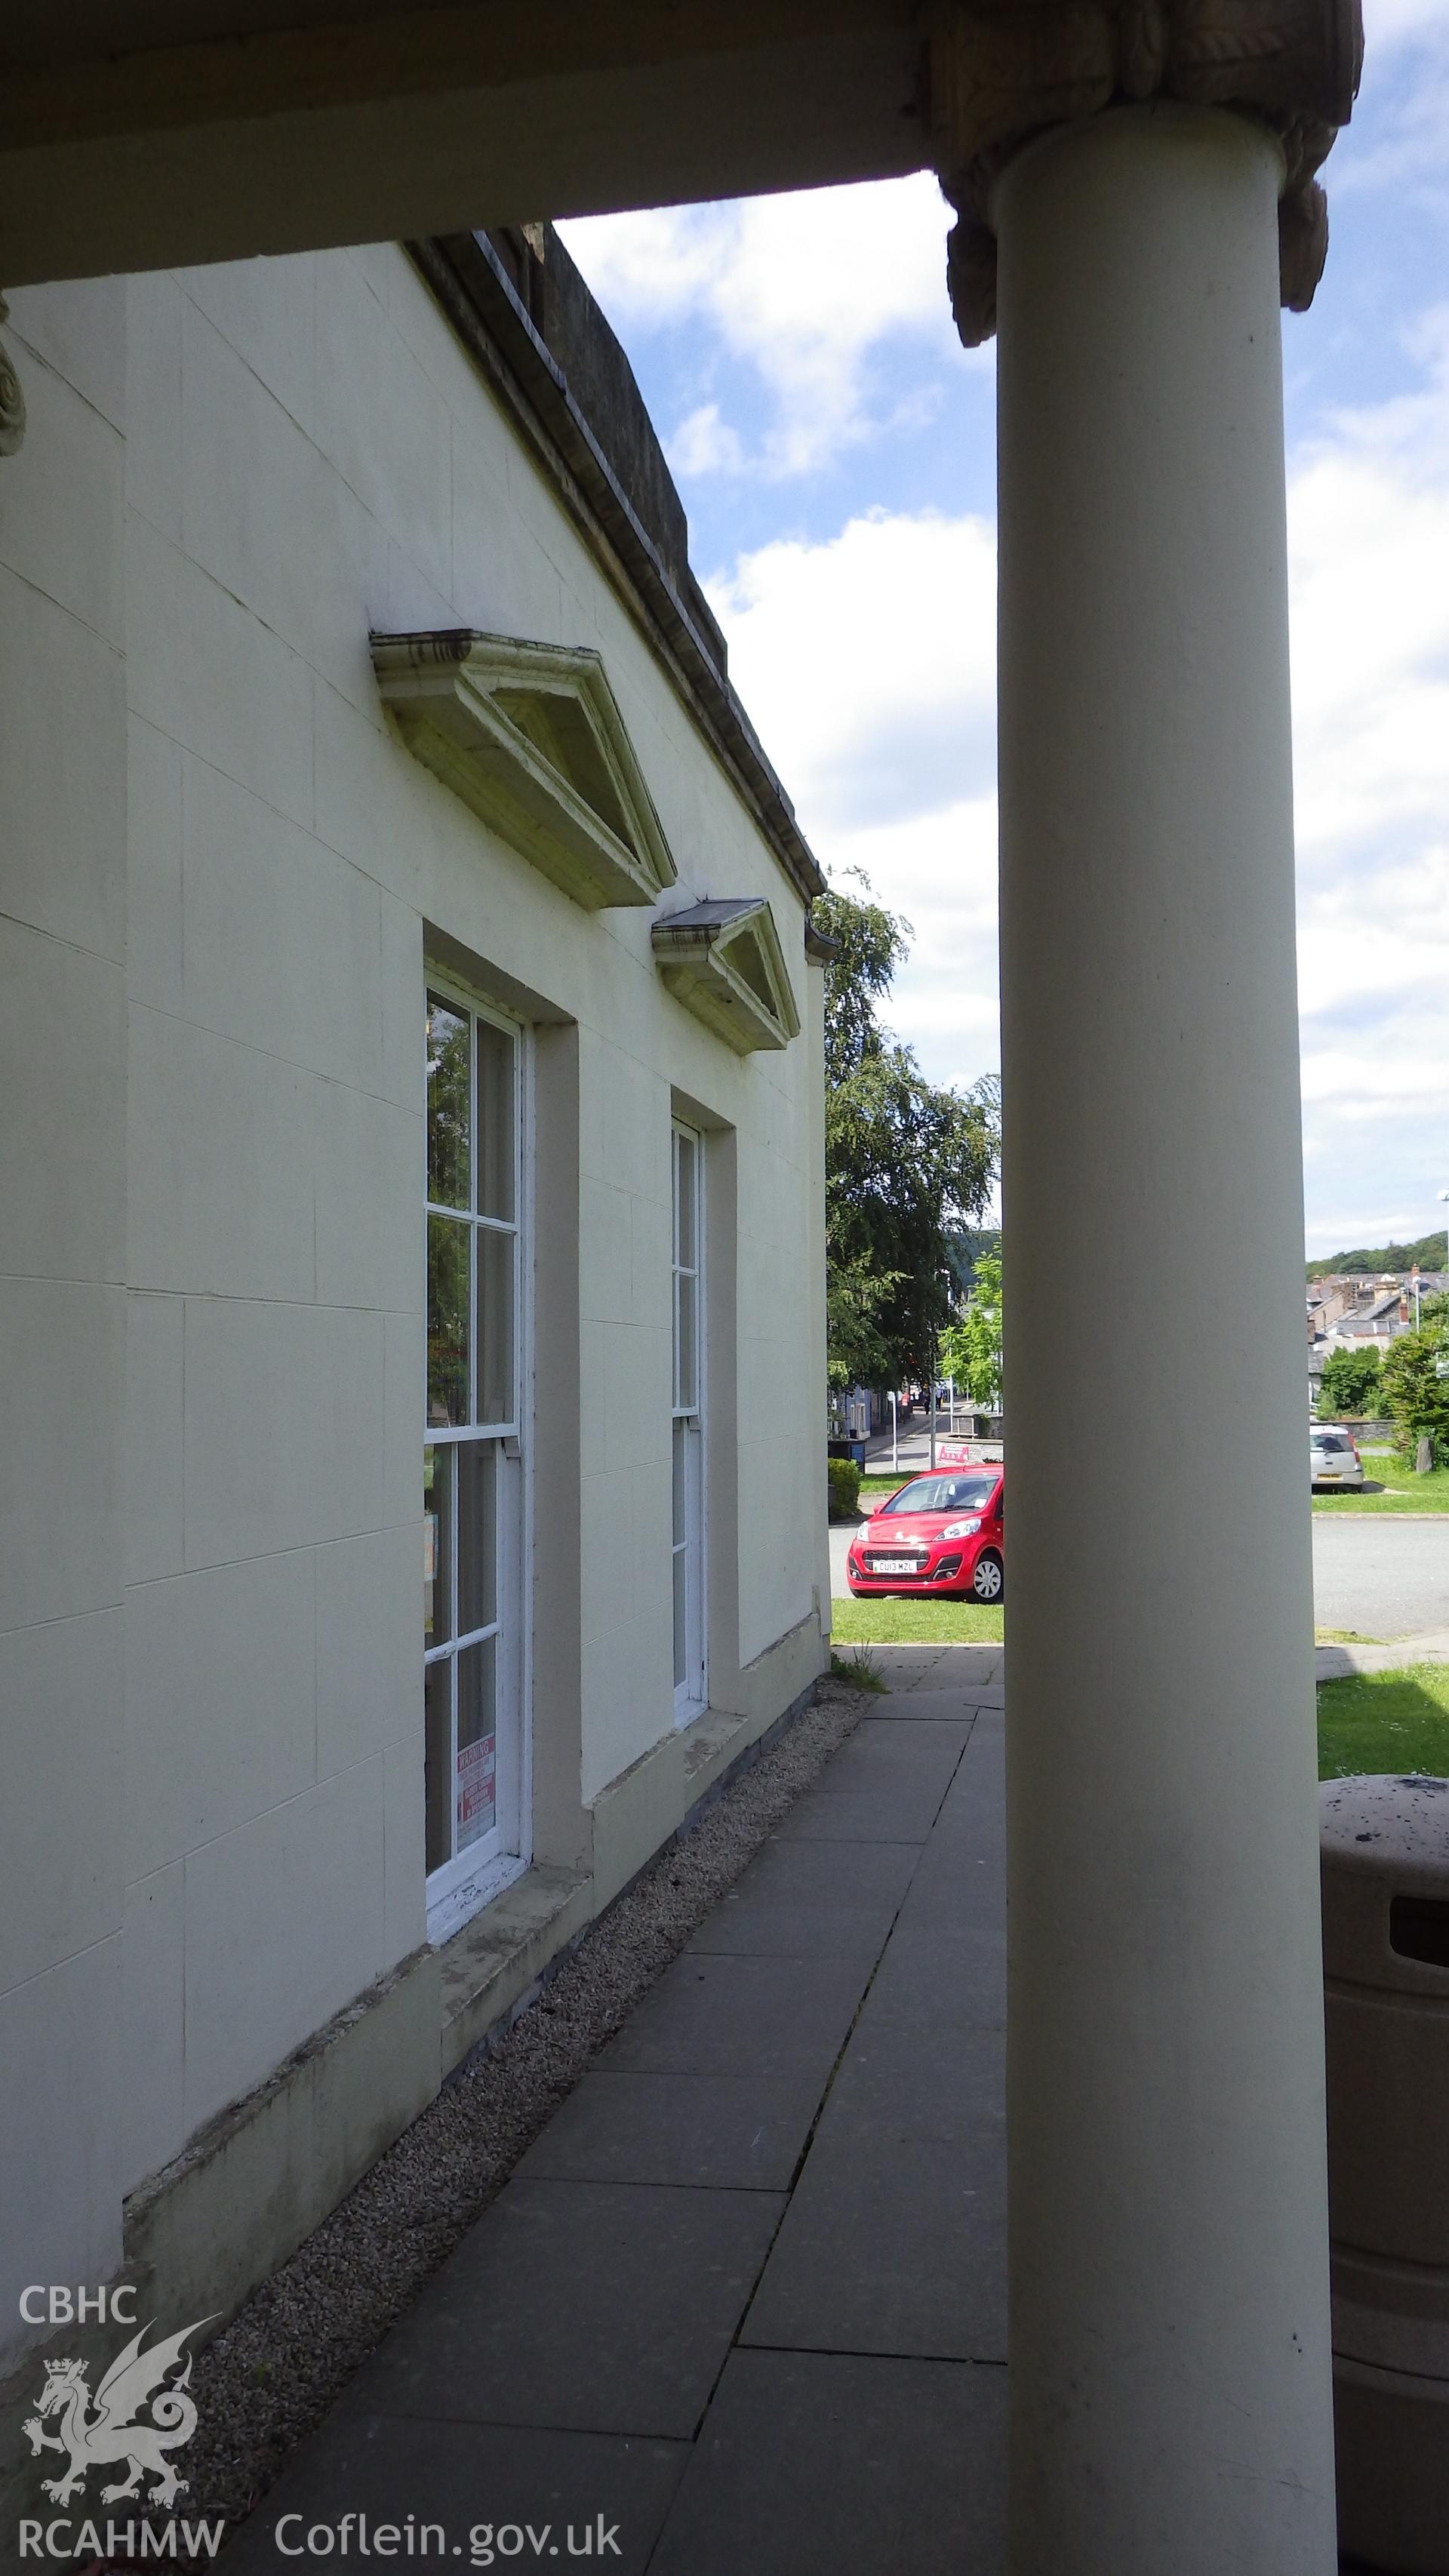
[652,898,801,1054]
[371,630,677,909]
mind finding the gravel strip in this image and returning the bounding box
[169,1681,869,2549]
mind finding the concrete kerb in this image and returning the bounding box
[1315,1631,1449,1682]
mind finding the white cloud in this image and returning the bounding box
[1287,312,1449,1236]
[690,305,1449,1248]
[560,176,977,478]
[1361,0,1449,48]
[705,506,1001,1093]
[1334,2,1449,202]
[669,402,745,477]
[708,508,997,822]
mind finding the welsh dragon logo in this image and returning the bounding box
[23,2316,214,2508]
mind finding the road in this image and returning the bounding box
[831,1503,1449,1638]
[1310,1516,1449,1638]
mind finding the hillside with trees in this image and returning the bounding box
[1307,1230,1447,1280]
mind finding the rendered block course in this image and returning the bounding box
[0,226,829,2401]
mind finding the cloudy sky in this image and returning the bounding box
[561,0,1449,1260]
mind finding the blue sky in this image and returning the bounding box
[561,0,1449,1259]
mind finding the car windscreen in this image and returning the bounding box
[1312,1433,1353,1452]
[880,1474,998,1516]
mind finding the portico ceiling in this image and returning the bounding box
[0,0,927,287]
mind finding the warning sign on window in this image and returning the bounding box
[457,1734,497,1848]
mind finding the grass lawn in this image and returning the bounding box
[1313,1448,1449,1513]
[1318,1663,1449,1779]
[832,1603,1449,1779]
[830,1593,1004,1645]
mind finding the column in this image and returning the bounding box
[930,8,1362,2571]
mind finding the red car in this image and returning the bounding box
[846,1466,1004,1603]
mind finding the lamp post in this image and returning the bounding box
[929,1266,954,1473]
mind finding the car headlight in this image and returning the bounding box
[940,1517,982,1540]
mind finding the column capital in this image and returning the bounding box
[0,296,26,457]
[929,0,1364,346]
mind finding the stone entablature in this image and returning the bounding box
[930,0,1364,346]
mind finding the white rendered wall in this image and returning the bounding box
[0,282,130,2350]
[103,241,820,2205]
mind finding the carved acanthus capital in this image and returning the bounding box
[0,296,26,457]
[930,0,1364,345]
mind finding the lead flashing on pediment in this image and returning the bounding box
[652,897,801,1054]
[371,629,677,911]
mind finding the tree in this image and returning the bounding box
[1382,1305,1449,1464]
[939,1249,1003,1408]
[1317,1345,1382,1420]
[817,873,999,1390]
[1307,1230,1447,1280]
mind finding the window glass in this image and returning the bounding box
[424,1445,454,1647]
[423,984,524,1896]
[675,1131,697,1271]
[475,1018,515,1223]
[672,1544,688,1691]
[670,1123,705,1714]
[427,1214,469,1427]
[457,1440,497,1636]
[475,1226,515,1429]
[881,1473,1000,1516]
[456,1638,497,1850]
[426,995,470,1210]
[676,1270,697,1414]
[424,1659,453,1875]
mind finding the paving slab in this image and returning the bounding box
[740,2028,1007,2365]
[834,2005,1006,2107]
[774,1724,968,1844]
[226,1689,1011,2568]
[343,2177,785,2439]
[859,1713,979,1753]
[221,2414,688,2574]
[862,1920,1007,2030]
[685,1833,919,1959]
[516,2068,822,2192]
[598,1949,872,2080]
[648,2347,1006,2576]
[871,1685,1004,1719]
[895,1818,1004,1936]
[867,1645,1004,1698]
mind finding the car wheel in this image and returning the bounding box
[972,1551,1003,1603]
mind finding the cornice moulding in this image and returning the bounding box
[409,232,827,914]
[929,0,1364,345]
[371,628,677,912]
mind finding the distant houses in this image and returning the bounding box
[1307,1270,1449,1407]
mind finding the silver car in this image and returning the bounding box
[1310,1425,1364,1490]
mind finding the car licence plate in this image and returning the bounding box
[870,1556,921,1574]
